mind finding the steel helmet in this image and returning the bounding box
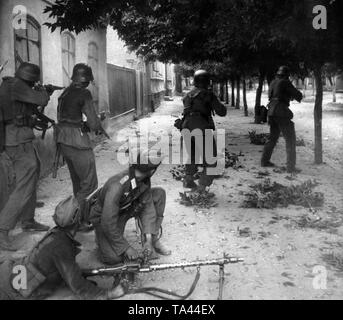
[71,63,94,83]
[194,69,211,88]
[15,62,41,83]
[277,66,290,78]
[53,196,81,228]
[130,149,163,173]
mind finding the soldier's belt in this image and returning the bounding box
[57,121,82,128]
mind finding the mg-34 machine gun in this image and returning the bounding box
[83,254,244,300]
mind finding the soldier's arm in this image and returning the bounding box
[81,90,103,131]
[211,93,227,117]
[53,244,110,300]
[286,81,303,103]
[13,81,49,107]
[182,95,192,115]
[101,183,130,256]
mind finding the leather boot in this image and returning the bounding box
[22,220,49,232]
[152,235,171,256]
[183,175,197,189]
[0,230,17,252]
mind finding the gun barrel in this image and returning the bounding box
[83,263,141,277]
[143,257,244,273]
[83,257,244,278]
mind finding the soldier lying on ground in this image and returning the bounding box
[0,196,124,300]
[88,150,171,265]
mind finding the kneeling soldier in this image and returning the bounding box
[0,197,124,300]
[88,150,171,265]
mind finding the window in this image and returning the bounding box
[14,16,41,74]
[61,32,76,87]
[87,42,99,113]
[152,61,159,72]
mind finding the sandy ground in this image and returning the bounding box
[1,90,343,300]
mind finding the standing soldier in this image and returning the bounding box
[56,63,105,228]
[181,70,227,192]
[0,63,51,252]
[88,150,171,265]
[261,66,303,173]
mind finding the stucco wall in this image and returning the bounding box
[0,0,109,176]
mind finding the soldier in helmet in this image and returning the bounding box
[0,196,125,300]
[56,63,105,230]
[261,66,303,173]
[181,70,227,192]
[88,150,171,265]
[0,62,52,252]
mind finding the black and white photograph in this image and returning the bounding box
[0,0,342,307]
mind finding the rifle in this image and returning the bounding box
[32,109,56,140]
[31,85,64,139]
[44,84,65,96]
[81,121,111,140]
[83,254,244,300]
[35,83,65,96]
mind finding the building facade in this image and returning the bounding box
[107,28,176,119]
[0,0,109,175]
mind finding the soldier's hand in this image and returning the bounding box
[107,284,125,300]
[143,242,154,258]
[124,247,140,261]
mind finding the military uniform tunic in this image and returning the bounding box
[56,84,103,214]
[261,78,303,170]
[89,169,166,265]
[182,87,227,187]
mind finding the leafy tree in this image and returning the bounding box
[45,0,343,164]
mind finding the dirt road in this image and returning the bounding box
[2,91,343,300]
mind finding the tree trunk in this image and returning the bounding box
[302,78,306,98]
[219,83,225,101]
[231,78,235,107]
[225,81,229,104]
[314,67,323,165]
[235,76,241,109]
[243,77,248,116]
[255,71,265,123]
[333,75,337,103]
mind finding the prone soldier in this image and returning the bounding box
[88,150,171,265]
[55,63,105,230]
[181,70,227,192]
[0,62,52,252]
[0,197,124,300]
[261,66,303,173]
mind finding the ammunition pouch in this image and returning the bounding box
[81,122,91,134]
[13,114,35,128]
